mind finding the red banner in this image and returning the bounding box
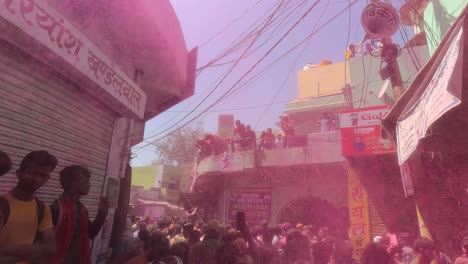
[340,105,396,156]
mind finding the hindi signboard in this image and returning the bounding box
[228,188,272,223]
[340,105,396,156]
[0,0,146,118]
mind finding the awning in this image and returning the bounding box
[382,6,467,165]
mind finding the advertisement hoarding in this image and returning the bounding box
[340,105,396,156]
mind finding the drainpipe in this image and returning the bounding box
[109,118,134,262]
[109,163,132,263]
[120,119,134,178]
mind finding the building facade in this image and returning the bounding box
[384,3,468,258]
[190,18,430,264]
[0,0,196,263]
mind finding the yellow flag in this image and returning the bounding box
[416,204,432,240]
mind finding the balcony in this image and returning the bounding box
[194,131,344,179]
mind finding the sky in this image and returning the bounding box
[131,0,411,167]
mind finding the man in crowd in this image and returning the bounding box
[395,232,415,264]
[271,226,283,250]
[205,134,226,155]
[183,223,201,249]
[455,236,468,264]
[233,120,247,151]
[255,228,279,264]
[0,151,57,263]
[189,219,222,264]
[0,150,12,177]
[275,135,283,149]
[245,125,257,150]
[412,237,435,264]
[331,228,353,264]
[169,224,186,245]
[362,236,390,264]
[313,227,335,264]
[50,165,109,264]
[320,112,332,132]
[259,128,276,150]
[283,229,311,264]
[148,232,184,264]
[234,120,246,140]
[280,114,295,148]
[195,138,210,162]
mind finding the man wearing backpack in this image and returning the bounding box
[0,150,58,263]
[50,165,109,264]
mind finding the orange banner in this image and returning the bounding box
[348,166,371,263]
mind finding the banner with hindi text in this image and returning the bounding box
[348,166,371,263]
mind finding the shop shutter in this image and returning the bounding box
[0,41,117,218]
[369,200,386,238]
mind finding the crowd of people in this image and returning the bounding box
[1,151,467,264]
[195,114,298,162]
[117,215,468,264]
[361,234,468,264]
[196,133,228,161]
[0,150,109,263]
[194,111,343,162]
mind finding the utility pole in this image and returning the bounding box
[361,0,405,100]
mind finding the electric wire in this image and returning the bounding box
[200,0,309,70]
[197,0,304,74]
[151,0,305,135]
[145,0,288,135]
[217,0,360,106]
[253,0,332,129]
[395,0,439,49]
[134,0,325,149]
[198,0,265,48]
[135,0,360,150]
[382,0,423,71]
[168,71,381,115]
[140,0,297,142]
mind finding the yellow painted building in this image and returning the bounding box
[297,60,350,99]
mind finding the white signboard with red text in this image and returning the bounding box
[396,29,463,164]
[340,105,396,156]
[0,0,146,118]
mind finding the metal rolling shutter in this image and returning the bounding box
[369,200,386,238]
[0,41,117,218]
